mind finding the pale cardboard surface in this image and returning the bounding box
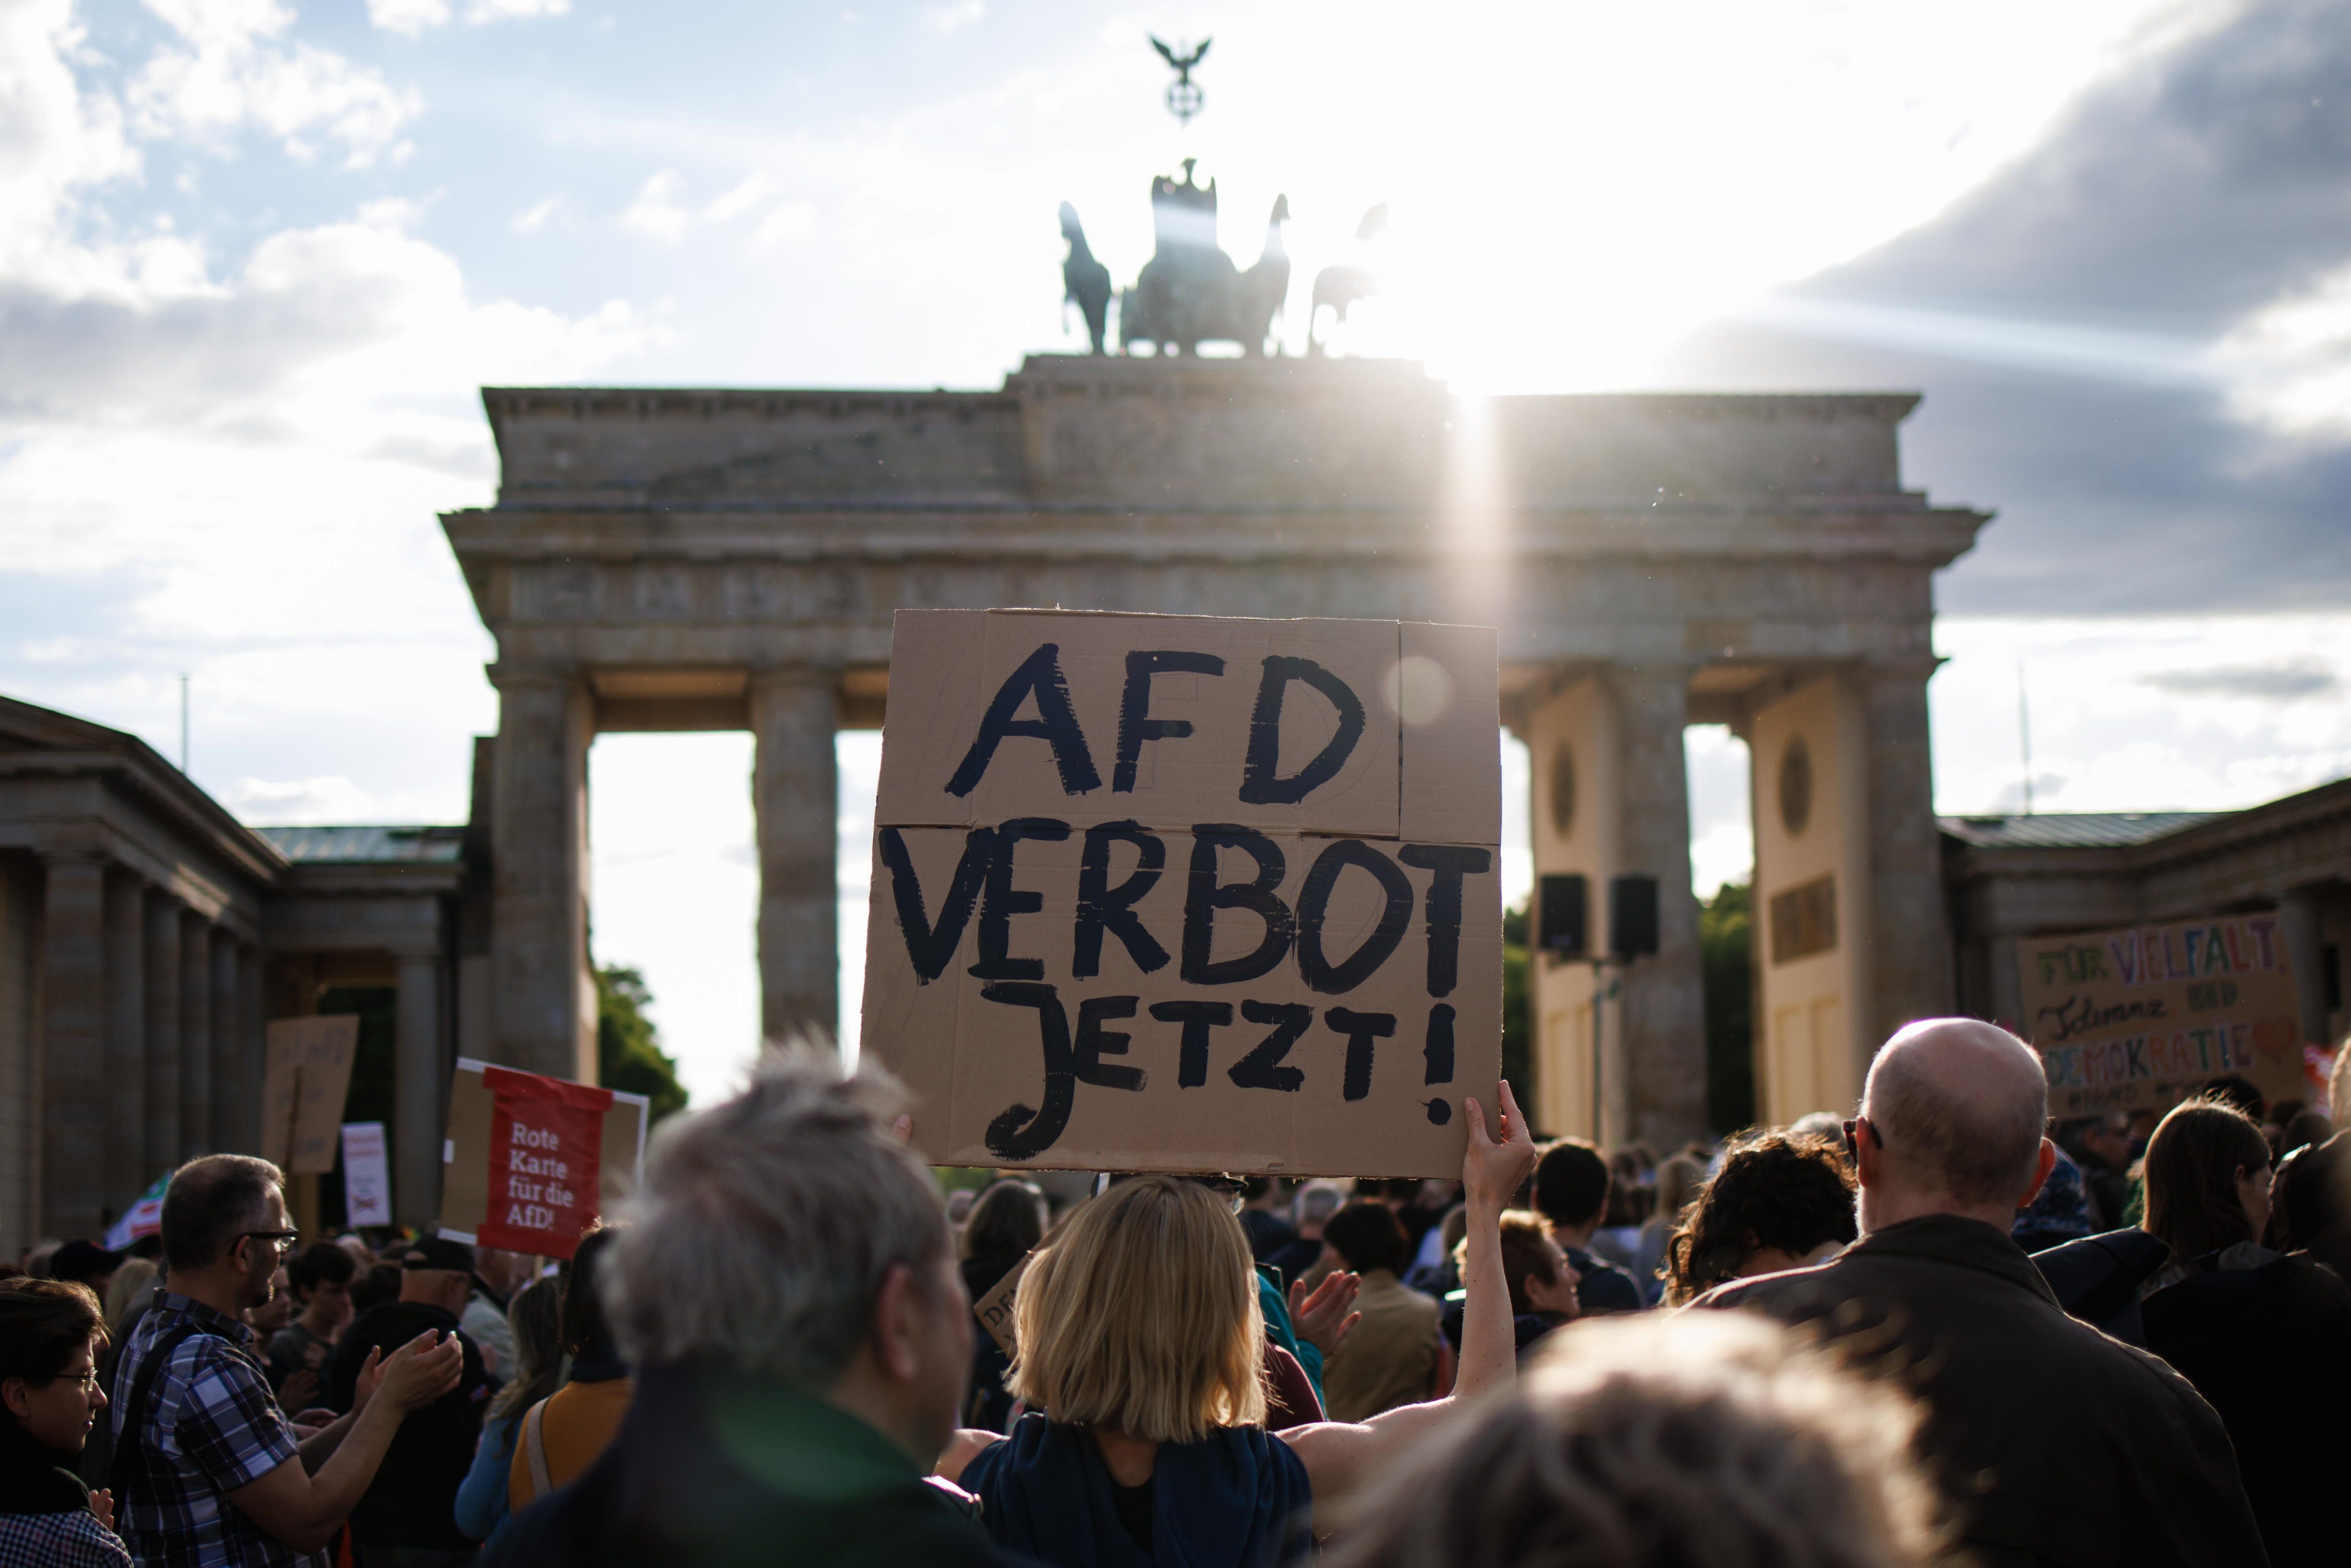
[863,610,1501,1178]
[2018,912,2305,1118]
[972,1254,1030,1356]
[260,1017,361,1175]
[438,1058,651,1243]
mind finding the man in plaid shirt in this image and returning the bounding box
[112,1156,463,1567]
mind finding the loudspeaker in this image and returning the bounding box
[1538,874,1588,957]
[1610,875,1659,958]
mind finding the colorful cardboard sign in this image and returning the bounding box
[438,1058,651,1260]
[861,609,1503,1177]
[2019,912,2306,1118]
[339,1122,393,1227]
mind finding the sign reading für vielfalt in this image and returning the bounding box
[860,609,1502,1177]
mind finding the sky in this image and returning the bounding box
[3,0,2348,1103]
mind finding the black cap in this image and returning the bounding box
[401,1237,477,1274]
[49,1240,122,1284]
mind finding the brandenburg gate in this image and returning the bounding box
[444,353,1986,1147]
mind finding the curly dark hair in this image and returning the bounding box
[1664,1132,1857,1305]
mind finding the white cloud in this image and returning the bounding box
[509,193,563,233]
[2215,263,2351,442]
[920,0,982,32]
[621,170,691,242]
[131,0,421,167]
[703,173,774,224]
[364,0,450,35]
[366,0,567,34]
[222,773,379,821]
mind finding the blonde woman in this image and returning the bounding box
[937,1084,1536,1567]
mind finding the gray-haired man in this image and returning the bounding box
[482,1057,1027,1567]
[1697,1019,2267,1568]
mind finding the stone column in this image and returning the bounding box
[1860,661,1954,1048]
[489,668,595,1081]
[394,955,444,1228]
[38,855,106,1240]
[209,933,240,1151]
[103,870,147,1207]
[142,893,182,1178]
[236,945,265,1157]
[2277,890,2332,1046]
[1604,665,1707,1146]
[179,911,213,1159]
[752,670,840,1048]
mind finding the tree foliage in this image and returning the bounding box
[596,965,688,1124]
[1700,880,1756,1135]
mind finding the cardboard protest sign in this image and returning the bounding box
[260,1016,362,1175]
[861,609,1502,1178]
[438,1058,650,1260]
[2020,912,2306,1118]
[339,1123,393,1227]
[972,1254,1031,1357]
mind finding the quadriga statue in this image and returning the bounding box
[1111,162,1290,357]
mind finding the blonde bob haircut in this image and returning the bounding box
[1009,1174,1266,1443]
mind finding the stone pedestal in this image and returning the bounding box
[489,670,596,1081]
[753,671,840,1048]
[38,856,105,1239]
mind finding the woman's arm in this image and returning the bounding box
[934,1428,1004,1485]
[453,1410,519,1541]
[1285,1082,1535,1508]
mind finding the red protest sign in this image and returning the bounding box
[474,1065,615,1259]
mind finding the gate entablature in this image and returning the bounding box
[445,354,1988,1144]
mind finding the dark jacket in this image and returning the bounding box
[2143,1247,2351,1568]
[1699,1214,2267,1568]
[961,1414,1309,1568]
[326,1300,491,1549]
[482,1361,1025,1568]
[1564,1245,1642,1315]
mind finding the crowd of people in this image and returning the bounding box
[5,1016,2350,1566]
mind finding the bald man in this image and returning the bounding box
[1696,1019,2266,1568]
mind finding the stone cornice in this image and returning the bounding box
[0,750,289,884]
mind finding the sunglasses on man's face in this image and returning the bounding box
[1842,1119,1884,1158]
[240,1229,301,1257]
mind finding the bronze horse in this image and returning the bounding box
[1059,202,1113,355]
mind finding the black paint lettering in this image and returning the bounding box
[1238,657,1367,805]
[1181,826,1294,985]
[1423,1003,1456,1084]
[946,643,1102,797]
[1074,996,1145,1092]
[1112,651,1224,793]
[1325,1008,1396,1102]
[1398,844,1491,998]
[1295,839,1413,994]
[1229,1000,1312,1092]
[878,826,992,983]
[981,982,1075,1160]
[970,819,1069,981]
[1073,822,1169,978]
[1149,1000,1233,1088]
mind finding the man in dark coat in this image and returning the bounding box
[484,1060,1028,1568]
[1698,1019,2267,1568]
[327,1235,493,1564]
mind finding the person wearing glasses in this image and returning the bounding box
[1,1276,131,1565]
[110,1155,465,1567]
[1693,1019,2267,1568]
